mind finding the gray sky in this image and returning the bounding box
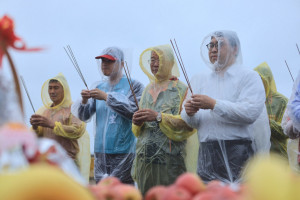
[2,0,300,152]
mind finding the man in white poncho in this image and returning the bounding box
[181,31,269,183]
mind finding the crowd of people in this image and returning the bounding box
[26,30,300,194]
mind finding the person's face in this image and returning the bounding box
[48,81,64,106]
[150,51,159,75]
[101,58,117,76]
[208,37,231,65]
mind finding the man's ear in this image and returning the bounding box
[121,61,125,68]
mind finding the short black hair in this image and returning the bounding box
[49,79,59,84]
[212,31,238,49]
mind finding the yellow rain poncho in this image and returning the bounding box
[33,73,87,164]
[132,44,196,195]
[254,62,288,158]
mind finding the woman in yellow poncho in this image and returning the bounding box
[254,62,288,158]
[132,45,196,195]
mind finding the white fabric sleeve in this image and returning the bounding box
[211,73,265,125]
[181,106,201,128]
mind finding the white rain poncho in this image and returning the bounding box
[71,47,144,184]
[282,69,300,173]
[33,73,86,162]
[131,44,196,195]
[181,31,268,183]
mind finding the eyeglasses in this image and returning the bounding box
[147,59,159,64]
[206,41,224,51]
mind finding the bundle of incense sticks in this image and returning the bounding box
[170,39,193,95]
[124,61,139,109]
[64,45,89,90]
[20,76,35,113]
[284,60,294,82]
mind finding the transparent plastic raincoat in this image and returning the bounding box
[181,31,269,183]
[132,44,196,195]
[0,71,23,126]
[282,70,300,173]
[72,47,144,184]
[33,73,86,162]
[254,62,288,158]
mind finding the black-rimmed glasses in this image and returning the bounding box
[206,41,224,50]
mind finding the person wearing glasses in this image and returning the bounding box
[71,47,144,184]
[181,31,269,183]
[131,44,196,195]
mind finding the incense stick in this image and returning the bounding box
[20,76,35,113]
[296,43,300,55]
[170,39,193,95]
[124,61,139,109]
[64,45,89,90]
[284,60,294,82]
[174,39,193,92]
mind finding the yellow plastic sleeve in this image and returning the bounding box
[159,113,196,141]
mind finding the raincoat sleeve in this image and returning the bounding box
[270,119,288,141]
[30,107,46,137]
[53,113,86,139]
[31,126,43,137]
[212,72,265,125]
[71,98,96,122]
[181,107,202,128]
[132,123,143,137]
[290,87,300,130]
[282,111,299,139]
[159,113,196,141]
[106,80,144,120]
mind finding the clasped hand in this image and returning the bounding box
[81,89,107,104]
[132,109,158,126]
[184,94,216,116]
[30,114,55,129]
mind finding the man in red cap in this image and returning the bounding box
[72,47,144,184]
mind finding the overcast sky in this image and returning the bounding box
[2,0,300,152]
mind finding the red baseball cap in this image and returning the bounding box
[95,54,116,61]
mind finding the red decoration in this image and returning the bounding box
[0,15,42,67]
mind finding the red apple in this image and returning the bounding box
[145,186,168,200]
[98,176,121,188]
[175,173,206,195]
[162,185,192,200]
[215,186,240,200]
[206,180,224,193]
[89,185,119,200]
[112,184,142,200]
[192,191,214,200]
